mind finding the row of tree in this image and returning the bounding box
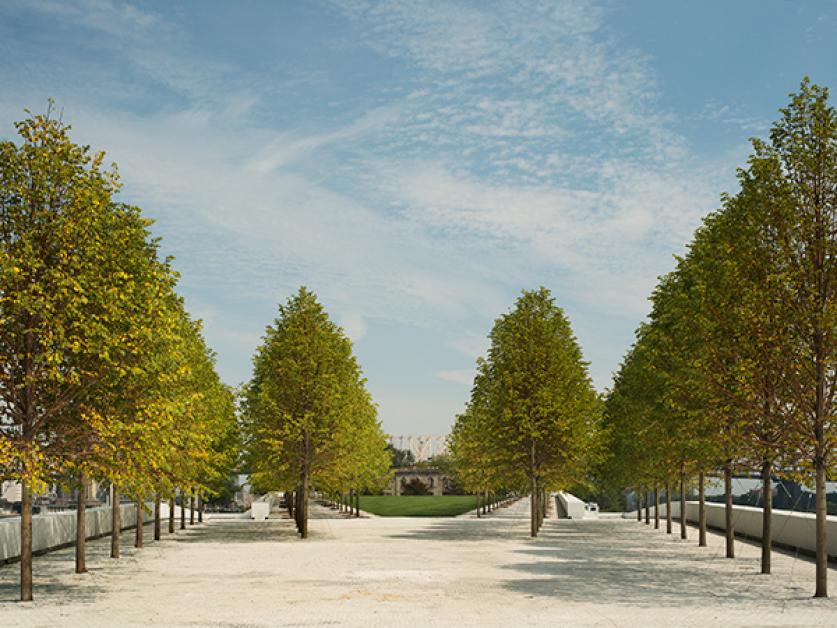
[602,79,836,598]
[449,288,602,537]
[241,287,390,538]
[0,107,239,600]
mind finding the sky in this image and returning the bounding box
[1,0,836,437]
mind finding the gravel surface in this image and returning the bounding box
[1,499,835,627]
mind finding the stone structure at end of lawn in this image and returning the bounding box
[385,467,445,496]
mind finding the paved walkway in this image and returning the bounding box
[1,507,835,626]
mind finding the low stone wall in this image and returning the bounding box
[0,502,197,563]
[657,501,837,559]
[555,492,586,519]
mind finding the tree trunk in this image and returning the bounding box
[724,461,734,558]
[761,460,772,574]
[300,473,309,539]
[814,455,827,597]
[154,494,161,541]
[180,490,185,530]
[355,491,360,517]
[135,498,143,548]
[530,477,538,537]
[679,469,687,540]
[198,492,203,523]
[636,487,642,522]
[654,487,659,530]
[294,488,303,532]
[645,489,650,525]
[75,477,87,573]
[538,488,543,530]
[20,478,33,601]
[477,492,481,518]
[111,484,121,559]
[169,495,175,534]
[190,490,195,525]
[665,482,672,534]
[530,439,539,537]
[698,472,707,547]
[813,286,828,598]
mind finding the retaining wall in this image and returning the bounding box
[630,501,837,559]
[0,502,197,563]
[555,492,587,519]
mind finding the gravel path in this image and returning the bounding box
[1,502,835,627]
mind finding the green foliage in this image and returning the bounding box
[401,477,431,495]
[604,78,837,491]
[385,445,416,469]
[242,287,390,530]
[425,453,465,494]
[602,79,837,593]
[449,288,602,497]
[0,105,239,598]
[0,107,232,495]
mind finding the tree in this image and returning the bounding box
[745,79,837,596]
[603,79,837,598]
[451,288,601,536]
[243,287,388,538]
[385,445,416,469]
[683,174,800,571]
[0,108,176,600]
[0,106,239,598]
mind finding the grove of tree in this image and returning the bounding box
[601,79,836,598]
[241,287,390,538]
[0,107,238,601]
[449,287,602,537]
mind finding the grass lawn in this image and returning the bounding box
[358,495,478,517]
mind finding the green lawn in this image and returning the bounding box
[358,495,478,517]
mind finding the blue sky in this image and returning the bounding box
[2,1,835,436]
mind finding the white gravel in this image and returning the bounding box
[1,499,835,627]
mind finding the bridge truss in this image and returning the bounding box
[388,435,448,462]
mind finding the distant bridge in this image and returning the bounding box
[388,435,448,462]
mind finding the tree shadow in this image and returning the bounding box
[384,515,836,610]
[169,519,299,544]
[500,519,831,608]
[386,515,531,542]
[0,521,159,605]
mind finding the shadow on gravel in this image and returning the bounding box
[386,517,528,542]
[384,515,830,610]
[172,519,298,544]
[500,519,821,608]
[0,521,159,604]
[0,577,105,605]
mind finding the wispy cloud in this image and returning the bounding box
[339,312,368,342]
[15,0,162,38]
[449,331,489,360]
[436,369,474,386]
[0,0,768,431]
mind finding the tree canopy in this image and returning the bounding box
[449,287,602,536]
[242,287,389,538]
